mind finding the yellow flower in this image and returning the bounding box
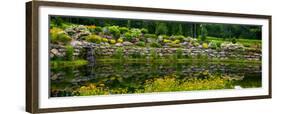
[202,43,209,49]
[117,38,123,43]
[110,39,116,44]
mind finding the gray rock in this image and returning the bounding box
[123,41,133,46]
[115,43,123,47]
[50,49,59,55]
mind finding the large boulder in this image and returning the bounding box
[65,25,91,40]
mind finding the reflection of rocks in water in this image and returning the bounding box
[50,62,262,97]
[50,72,65,80]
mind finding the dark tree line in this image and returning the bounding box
[51,16,261,40]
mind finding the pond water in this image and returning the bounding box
[50,61,261,97]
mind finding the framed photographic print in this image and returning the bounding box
[26,1,272,113]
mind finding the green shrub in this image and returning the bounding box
[130,28,142,38]
[174,35,185,41]
[136,41,146,47]
[209,41,218,49]
[168,43,181,47]
[124,32,133,42]
[85,35,102,44]
[141,28,148,34]
[244,43,251,47]
[50,28,72,44]
[65,45,74,61]
[216,42,221,48]
[101,38,109,42]
[108,26,121,38]
[158,35,169,40]
[89,26,102,33]
[150,42,162,48]
[142,75,231,93]
[119,27,129,34]
[117,38,123,43]
[155,22,168,35]
[163,39,172,43]
[172,39,180,44]
[200,24,208,41]
[231,38,237,44]
[109,39,116,44]
[144,34,157,39]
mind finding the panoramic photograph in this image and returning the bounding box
[49,16,262,97]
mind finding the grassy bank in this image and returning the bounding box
[51,60,88,68]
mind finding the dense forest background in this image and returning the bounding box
[51,16,261,40]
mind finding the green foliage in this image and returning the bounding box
[51,60,88,68]
[50,16,262,40]
[231,38,237,44]
[136,41,146,47]
[150,42,162,48]
[150,48,158,60]
[88,26,102,33]
[216,42,222,48]
[109,39,116,44]
[74,74,233,96]
[176,48,183,59]
[200,24,208,41]
[108,26,121,38]
[85,35,102,44]
[173,35,185,41]
[114,47,124,59]
[172,39,180,44]
[209,41,218,49]
[117,38,123,43]
[65,45,74,60]
[50,28,72,44]
[141,75,232,93]
[131,51,142,58]
[168,43,181,47]
[161,35,170,39]
[76,83,129,96]
[124,32,133,42]
[130,28,142,38]
[163,39,172,43]
[141,28,148,34]
[144,34,157,39]
[155,22,168,35]
[101,38,109,42]
[119,27,129,34]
